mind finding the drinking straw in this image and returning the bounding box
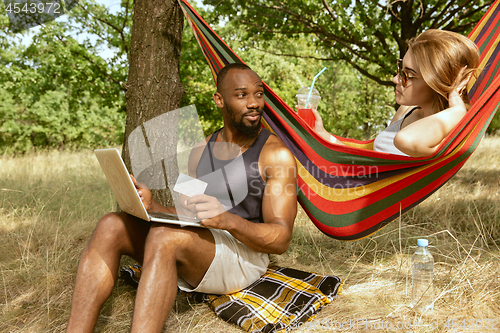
[305,67,327,108]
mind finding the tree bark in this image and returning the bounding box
[122,0,184,206]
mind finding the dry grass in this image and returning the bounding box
[0,137,499,332]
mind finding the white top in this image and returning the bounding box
[373,108,417,156]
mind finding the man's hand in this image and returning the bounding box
[185,194,230,228]
[131,175,155,211]
[174,193,199,218]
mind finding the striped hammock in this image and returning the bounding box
[179,0,500,240]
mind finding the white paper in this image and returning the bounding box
[173,173,208,197]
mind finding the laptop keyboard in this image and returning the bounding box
[149,211,200,222]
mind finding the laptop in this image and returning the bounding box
[94,148,204,228]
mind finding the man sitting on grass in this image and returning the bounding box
[66,63,298,332]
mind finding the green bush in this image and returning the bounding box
[0,87,125,154]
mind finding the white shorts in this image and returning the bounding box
[177,229,269,295]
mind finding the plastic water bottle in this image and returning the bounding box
[411,239,434,311]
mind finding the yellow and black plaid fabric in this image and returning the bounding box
[120,264,342,332]
[191,266,342,333]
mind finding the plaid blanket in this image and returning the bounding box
[191,266,342,332]
[120,265,342,333]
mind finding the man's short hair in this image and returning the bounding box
[216,63,252,93]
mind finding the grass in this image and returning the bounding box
[0,137,499,332]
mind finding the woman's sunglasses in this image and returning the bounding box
[397,59,421,87]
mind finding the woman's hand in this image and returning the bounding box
[310,105,329,135]
[295,103,332,142]
[449,66,470,110]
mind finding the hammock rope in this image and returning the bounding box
[179,0,500,240]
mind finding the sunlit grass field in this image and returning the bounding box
[1,137,499,332]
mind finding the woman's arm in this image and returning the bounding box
[309,107,346,145]
[394,77,469,157]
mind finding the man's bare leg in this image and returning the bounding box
[130,224,216,333]
[66,213,150,332]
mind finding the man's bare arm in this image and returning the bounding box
[188,138,297,254]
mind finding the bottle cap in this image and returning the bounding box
[417,239,429,247]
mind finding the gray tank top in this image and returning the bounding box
[196,128,271,223]
[373,108,417,156]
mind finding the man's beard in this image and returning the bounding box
[227,106,262,138]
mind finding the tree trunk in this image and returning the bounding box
[122,0,184,206]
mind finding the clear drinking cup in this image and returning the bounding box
[296,87,321,127]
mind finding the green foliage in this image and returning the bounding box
[0,0,225,153]
[203,0,492,85]
[317,64,394,140]
[0,0,129,154]
[213,22,394,139]
[179,7,223,135]
[0,86,124,154]
[488,111,500,136]
[202,0,500,134]
[0,0,497,154]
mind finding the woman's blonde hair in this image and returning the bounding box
[407,29,480,111]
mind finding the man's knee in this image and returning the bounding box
[144,226,193,258]
[90,212,147,251]
[92,212,128,240]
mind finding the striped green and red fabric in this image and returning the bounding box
[179,0,500,240]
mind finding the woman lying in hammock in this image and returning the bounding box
[310,29,480,157]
